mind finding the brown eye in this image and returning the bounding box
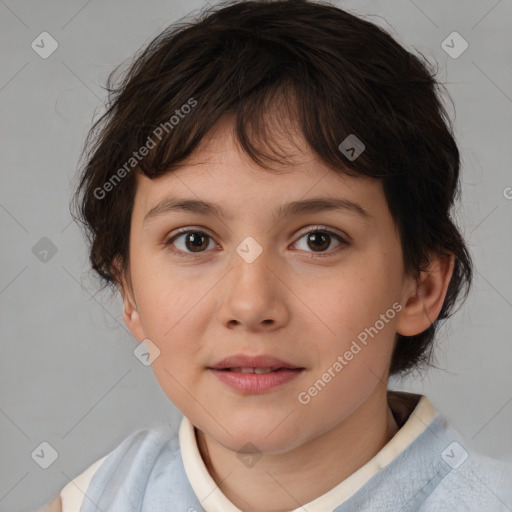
[293,228,348,255]
[306,231,330,251]
[166,230,215,254]
[183,232,209,252]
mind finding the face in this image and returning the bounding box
[121,115,418,455]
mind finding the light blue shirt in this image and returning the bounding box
[76,392,512,511]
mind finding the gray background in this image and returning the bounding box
[1,0,511,510]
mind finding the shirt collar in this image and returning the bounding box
[179,391,437,512]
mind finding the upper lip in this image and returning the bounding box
[208,354,303,370]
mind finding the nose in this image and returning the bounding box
[217,244,290,331]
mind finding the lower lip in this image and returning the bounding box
[208,368,303,393]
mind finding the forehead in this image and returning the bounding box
[132,115,387,223]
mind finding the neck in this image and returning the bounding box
[196,388,399,512]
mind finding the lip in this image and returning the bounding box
[208,353,302,370]
[207,353,305,394]
[208,368,304,393]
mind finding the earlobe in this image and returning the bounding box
[396,253,455,337]
[122,299,137,324]
[113,258,146,341]
[122,294,145,341]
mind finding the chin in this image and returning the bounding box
[212,420,306,455]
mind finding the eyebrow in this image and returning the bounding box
[143,196,372,224]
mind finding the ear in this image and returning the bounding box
[113,256,145,341]
[396,252,455,337]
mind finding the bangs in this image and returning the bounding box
[98,17,407,182]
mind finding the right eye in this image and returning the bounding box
[164,229,218,257]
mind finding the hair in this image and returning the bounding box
[71,0,473,377]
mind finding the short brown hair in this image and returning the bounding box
[72,0,473,377]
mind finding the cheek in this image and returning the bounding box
[133,277,213,378]
[132,261,201,337]
[306,263,400,356]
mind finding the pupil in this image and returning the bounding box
[309,232,329,251]
[186,232,208,252]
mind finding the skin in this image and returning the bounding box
[119,115,454,512]
[40,495,61,512]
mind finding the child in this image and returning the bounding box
[40,0,512,510]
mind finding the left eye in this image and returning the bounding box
[293,228,347,255]
[165,227,347,257]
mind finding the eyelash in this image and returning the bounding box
[164,226,349,259]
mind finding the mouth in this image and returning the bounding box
[207,366,304,393]
[215,367,302,374]
[208,353,304,372]
[206,354,305,393]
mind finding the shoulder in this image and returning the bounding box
[58,425,179,511]
[382,398,512,511]
[447,450,512,496]
[419,437,512,510]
